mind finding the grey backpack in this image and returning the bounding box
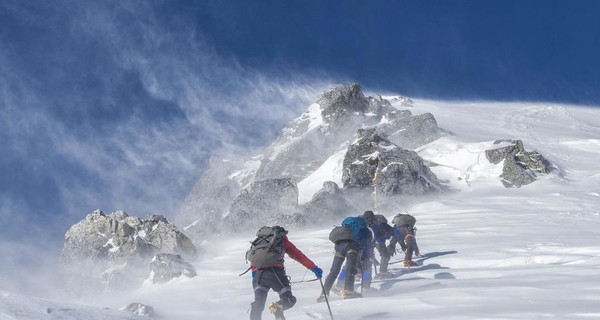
[392,213,416,227]
[328,226,355,243]
[246,226,288,269]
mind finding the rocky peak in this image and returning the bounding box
[318,83,369,124]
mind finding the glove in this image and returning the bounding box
[311,266,323,279]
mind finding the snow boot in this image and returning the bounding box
[268,302,285,320]
[403,260,417,267]
[341,289,362,299]
[331,284,343,296]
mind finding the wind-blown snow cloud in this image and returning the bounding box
[0,1,334,295]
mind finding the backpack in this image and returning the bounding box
[245,226,288,269]
[392,213,416,227]
[328,226,355,243]
[341,216,369,241]
[371,214,393,241]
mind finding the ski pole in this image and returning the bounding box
[319,278,335,320]
[290,278,319,284]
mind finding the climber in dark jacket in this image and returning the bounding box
[369,213,396,278]
[319,214,372,301]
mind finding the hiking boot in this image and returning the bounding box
[268,302,285,320]
[403,260,417,267]
[331,284,343,296]
[341,289,362,299]
[316,294,328,303]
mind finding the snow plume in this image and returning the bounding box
[0,1,332,296]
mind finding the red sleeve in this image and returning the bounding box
[283,237,317,270]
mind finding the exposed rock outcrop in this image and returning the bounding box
[148,253,197,284]
[318,83,369,124]
[178,83,443,240]
[120,303,154,317]
[61,210,196,295]
[485,139,552,187]
[377,111,443,149]
[299,181,357,224]
[224,178,299,230]
[342,128,442,200]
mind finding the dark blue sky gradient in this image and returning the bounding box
[1,0,599,254]
[165,0,600,102]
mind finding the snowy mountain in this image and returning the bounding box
[4,93,600,320]
[177,84,553,240]
[177,84,449,237]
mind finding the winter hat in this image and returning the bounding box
[362,210,375,225]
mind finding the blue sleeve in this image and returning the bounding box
[393,225,402,239]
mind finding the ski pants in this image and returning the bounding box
[323,240,361,295]
[375,241,391,273]
[404,234,418,262]
[250,267,296,320]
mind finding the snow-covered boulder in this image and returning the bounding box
[61,210,196,294]
[148,253,196,284]
[377,111,443,149]
[120,303,154,317]
[485,139,552,187]
[342,128,442,200]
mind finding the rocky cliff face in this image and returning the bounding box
[224,178,300,231]
[298,181,356,224]
[177,83,447,239]
[61,210,196,295]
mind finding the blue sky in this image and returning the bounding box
[1,0,599,254]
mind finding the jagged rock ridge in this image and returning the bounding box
[178,83,445,237]
[61,210,197,295]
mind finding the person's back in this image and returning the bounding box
[320,213,372,301]
[389,213,421,267]
[369,213,395,277]
[246,226,322,320]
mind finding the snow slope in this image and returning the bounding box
[3,100,600,319]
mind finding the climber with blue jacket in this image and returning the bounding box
[318,212,373,301]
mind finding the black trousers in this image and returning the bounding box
[250,267,297,320]
[323,240,361,294]
[375,242,391,273]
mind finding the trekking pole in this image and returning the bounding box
[319,278,335,320]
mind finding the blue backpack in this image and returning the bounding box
[341,216,369,241]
